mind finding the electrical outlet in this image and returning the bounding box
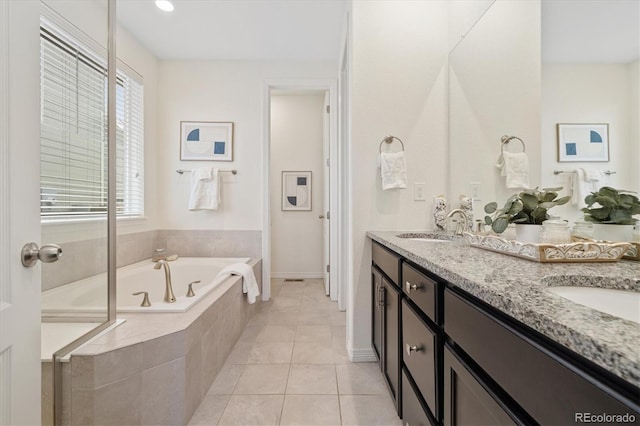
[470,182,481,201]
[414,183,426,201]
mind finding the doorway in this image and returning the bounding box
[262,80,338,303]
[269,90,327,290]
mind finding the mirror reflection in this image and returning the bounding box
[448,0,639,224]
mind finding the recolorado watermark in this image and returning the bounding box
[575,412,636,423]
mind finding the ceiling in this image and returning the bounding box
[116,0,348,61]
[116,0,638,63]
[542,0,640,63]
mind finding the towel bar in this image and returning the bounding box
[176,169,237,175]
[379,135,405,153]
[553,170,615,176]
[500,135,525,153]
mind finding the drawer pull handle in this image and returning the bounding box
[406,344,422,356]
[405,281,420,293]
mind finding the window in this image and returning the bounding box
[40,21,144,221]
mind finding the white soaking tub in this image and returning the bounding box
[41,257,250,317]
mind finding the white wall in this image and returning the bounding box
[541,62,639,222]
[270,94,325,278]
[156,61,336,230]
[348,0,448,359]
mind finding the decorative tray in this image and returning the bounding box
[622,242,639,261]
[463,232,631,263]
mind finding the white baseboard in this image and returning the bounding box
[271,272,324,279]
[348,347,377,363]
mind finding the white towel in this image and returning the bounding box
[495,151,529,189]
[379,151,407,190]
[188,167,220,210]
[215,263,260,304]
[573,168,609,206]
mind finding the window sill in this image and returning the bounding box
[42,216,148,227]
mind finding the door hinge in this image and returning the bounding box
[326,158,330,167]
[326,105,330,113]
[326,212,330,220]
[326,264,330,273]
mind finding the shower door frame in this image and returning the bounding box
[51,0,119,424]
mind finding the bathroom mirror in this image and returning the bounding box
[448,0,541,215]
[448,0,639,223]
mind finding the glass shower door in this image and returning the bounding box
[38,1,115,424]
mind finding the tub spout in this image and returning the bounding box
[153,260,177,303]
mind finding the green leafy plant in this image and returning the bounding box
[484,187,570,234]
[582,186,640,225]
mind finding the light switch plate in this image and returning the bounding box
[414,183,426,201]
[470,182,481,201]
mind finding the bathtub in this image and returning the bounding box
[41,257,250,317]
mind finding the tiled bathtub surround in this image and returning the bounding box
[53,260,263,426]
[367,231,640,387]
[41,229,261,291]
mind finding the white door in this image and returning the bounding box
[0,1,43,424]
[322,92,331,295]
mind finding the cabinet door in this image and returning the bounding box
[371,266,383,363]
[383,277,401,410]
[444,345,516,426]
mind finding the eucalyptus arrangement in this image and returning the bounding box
[484,187,570,234]
[582,187,640,225]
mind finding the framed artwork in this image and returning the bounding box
[282,171,312,211]
[180,121,233,161]
[557,123,609,162]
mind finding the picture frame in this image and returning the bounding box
[180,121,234,161]
[282,171,312,211]
[557,123,609,162]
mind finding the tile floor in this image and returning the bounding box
[188,279,402,426]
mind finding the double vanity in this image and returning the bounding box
[367,231,640,425]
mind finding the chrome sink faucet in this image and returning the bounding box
[153,259,177,303]
[446,209,469,236]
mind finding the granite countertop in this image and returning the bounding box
[367,230,640,387]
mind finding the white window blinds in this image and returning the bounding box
[40,24,144,221]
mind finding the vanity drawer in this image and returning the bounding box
[372,241,400,285]
[402,369,431,426]
[444,288,640,424]
[402,262,437,323]
[402,300,437,418]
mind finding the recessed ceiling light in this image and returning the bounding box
[155,0,174,12]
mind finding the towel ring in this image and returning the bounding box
[501,135,525,153]
[379,136,405,153]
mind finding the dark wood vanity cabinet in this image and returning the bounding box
[371,239,640,426]
[444,288,640,425]
[371,242,402,412]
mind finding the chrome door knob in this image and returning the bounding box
[21,242,63,267]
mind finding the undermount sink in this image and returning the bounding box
[396,232,454,243]
[546,284,640,324]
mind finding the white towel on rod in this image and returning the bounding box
[379,151,408,190]
[573,168,609,206]
[495,151,529,189]
[188,167,220,210]
[214,263,260,304]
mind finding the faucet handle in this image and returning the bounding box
[186,280,201,297]
[132,291,151,307]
